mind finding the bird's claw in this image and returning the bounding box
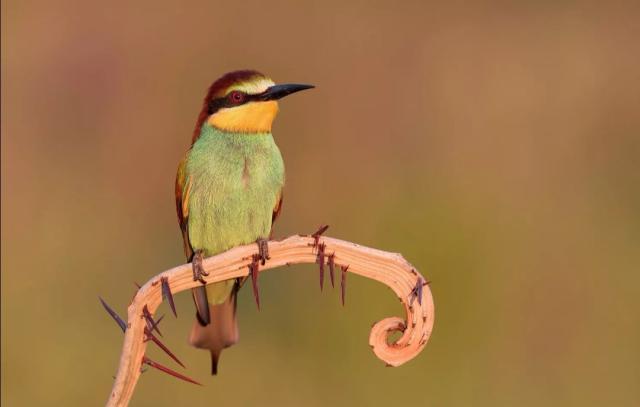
[192,250,209,284]
[255,238,270,265]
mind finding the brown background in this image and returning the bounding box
[2,0,639,405]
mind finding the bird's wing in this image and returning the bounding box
[175,154,194,260]
[272,190,284,225]
[270,189,284,238]
[177,153,210,324]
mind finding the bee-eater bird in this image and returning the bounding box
[175,70,313,374]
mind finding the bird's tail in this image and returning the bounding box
[188,284,239,375]
[191,286,210,325]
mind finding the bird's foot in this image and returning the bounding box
[192,250,209,284]
[255,237,270,265]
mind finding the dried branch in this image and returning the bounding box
[106,234,434,406]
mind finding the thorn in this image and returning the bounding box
[161,277,177,318]
[143,357,201,385]
[311,224,329,248]
[144,328,185,368]
[249,254,261,310]
[409,277,424,306]
[316,242,326,291]
[130,282,141,303]
[328,253,336,288]
[340,265,349,306]
[99,297,127,333]
[131,282,142,302]
[142,305,163,337]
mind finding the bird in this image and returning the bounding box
[175,70,313,375]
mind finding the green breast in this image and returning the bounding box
[185,125,285,257]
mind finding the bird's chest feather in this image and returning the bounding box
[185,128,284,254]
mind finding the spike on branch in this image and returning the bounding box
[142,357,201,386]
[99,297,127,333]
[317,242,326,291]
[161,277,177,318]
[142,305,163,337]
[340,265,349,306]
[130,282,142,303]
[409,277,425,306]
[144,328,185,368]
[154,315,165,332]
[311,224,329,248]
[106,235,434,407]
[328,253,336,288]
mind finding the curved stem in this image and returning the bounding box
[106,235,434,406]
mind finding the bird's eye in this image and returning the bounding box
[228,91,245,104]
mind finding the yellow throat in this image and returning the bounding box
[209,101,279,133]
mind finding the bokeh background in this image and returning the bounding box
[2,0,639,405]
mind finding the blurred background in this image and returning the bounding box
[2,0,639,405]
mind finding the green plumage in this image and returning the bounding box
[183,124,285,303]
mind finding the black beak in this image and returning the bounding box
[259,83,315,101]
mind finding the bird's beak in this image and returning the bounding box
[259,84,315,101]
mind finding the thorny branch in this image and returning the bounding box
[104,232,434,407]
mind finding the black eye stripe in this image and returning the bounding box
[207,91,264,114]
[207,98,226,114]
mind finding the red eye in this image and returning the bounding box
[228,91,245,104]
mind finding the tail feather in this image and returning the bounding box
[210,351,220,376]
[192,286,210,325]
[189,287,239,375]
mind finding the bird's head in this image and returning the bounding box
[193,70,313,140]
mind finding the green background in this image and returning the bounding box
[2,0,639,405]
